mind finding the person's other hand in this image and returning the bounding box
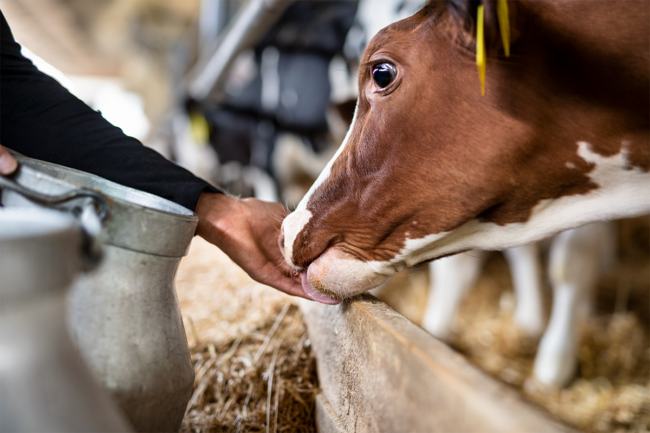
[195,192,307,299]
[0,144,17,175]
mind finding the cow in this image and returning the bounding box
[422,221,615,387]
[279,0,649,387]
[280,0,649,303]
[531,221,615,387]
[423,243,546,341]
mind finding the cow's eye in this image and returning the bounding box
[372,63,397,88]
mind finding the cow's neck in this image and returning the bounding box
[392,139,650,268]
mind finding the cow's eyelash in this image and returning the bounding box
[363,57,394,68]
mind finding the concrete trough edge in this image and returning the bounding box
[300,294,575,433]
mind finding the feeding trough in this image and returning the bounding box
[301,295,575,433]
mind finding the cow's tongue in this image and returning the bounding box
[301,272,342,305]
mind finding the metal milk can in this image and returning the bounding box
[0,207,133,433]
[1,153,198,433]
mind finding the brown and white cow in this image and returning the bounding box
[281,0,650,304]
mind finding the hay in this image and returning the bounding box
[175,238,318,433]
[376,217,650,432]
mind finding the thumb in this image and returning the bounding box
[0,146,17,175]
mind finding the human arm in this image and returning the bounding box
[0,11,215,211]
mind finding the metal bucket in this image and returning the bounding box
[1,154,199,432]
[0,207,133,432]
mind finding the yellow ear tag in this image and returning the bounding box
[476,5,486,96]
[190,112,210,145]
[497,0,510,57]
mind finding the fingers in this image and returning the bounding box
[0,144,17,175]
[247,259,308,299]
[253,267,308,299]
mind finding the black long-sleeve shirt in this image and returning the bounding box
[0,11,217,211]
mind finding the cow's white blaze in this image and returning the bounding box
[296,103,359,212]
[281,209,312,271]
[281,103,358,270]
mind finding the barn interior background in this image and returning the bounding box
[1,0,648,432]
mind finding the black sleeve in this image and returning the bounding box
[0,11,220,211]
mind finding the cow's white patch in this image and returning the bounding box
[281,102,359,268]
[282,209,313,270]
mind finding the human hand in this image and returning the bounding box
[195,192,308,299]
[0,144,17,175]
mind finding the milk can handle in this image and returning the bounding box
[0,175,110,220]
[0,173,110,269]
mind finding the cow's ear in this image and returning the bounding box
[443,0,513,57]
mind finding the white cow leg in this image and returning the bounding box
[503,244,545,338]
[532,280,580,388]
[533,223,610,387]
[422,252,487,341]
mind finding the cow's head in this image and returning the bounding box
[281,0,650,303]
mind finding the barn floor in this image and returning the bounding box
[176,238,318,433]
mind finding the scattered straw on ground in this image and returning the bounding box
[377,217,650,432]
[176,238,318,433]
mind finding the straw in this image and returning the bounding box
[266,341,282,433]
[255,303,291,365]
[176,238,319,433]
